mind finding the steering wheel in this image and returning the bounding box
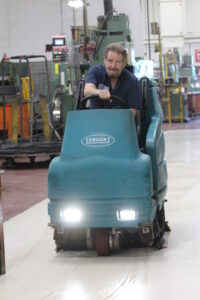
[80,94,125,109]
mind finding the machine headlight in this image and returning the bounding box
[60,208,82,222]
[117,210,136,221]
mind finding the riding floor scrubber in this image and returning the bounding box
[48,78,169,256]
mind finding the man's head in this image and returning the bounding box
[104,43,127,78]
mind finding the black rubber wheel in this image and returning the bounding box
[53,228,64,252]
[53,228,87,251]
[158,203,166,236]
[153,203,168,249]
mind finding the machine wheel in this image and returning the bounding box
[53,228,87,251]
[158,203,166,235]
[154,203,169,249]
[95,229,110,256]
[53,228,64,252]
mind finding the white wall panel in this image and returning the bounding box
[3,0,200,61]
[159,0,184,50]
[160,0,184,37]
[0,1,10,53]
[0,0,143,58]
[1,0,61,56]
[113,0,143,56]
[185,0,200,37]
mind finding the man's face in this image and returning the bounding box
[104,51,125,78]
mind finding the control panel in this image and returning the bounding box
[52,35,67,62]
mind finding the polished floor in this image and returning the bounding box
[1,127,200,299]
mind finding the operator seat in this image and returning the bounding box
[136,77,150,151]
[75,80,85,110]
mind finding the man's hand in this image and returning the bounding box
[84,83,111,102]
[97,89,111,100]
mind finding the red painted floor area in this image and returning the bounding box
[1,168,48,221]
[1,118,200,222]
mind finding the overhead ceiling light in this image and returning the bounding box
[68,0,84,9]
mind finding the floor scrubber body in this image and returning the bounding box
[48,79,168,255]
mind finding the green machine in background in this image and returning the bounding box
[72,0,135,76]
[47,1,135,142]
[48,34,81,136]
[91,13,132,65]
[50,60,76,136]
[50,0,136,132]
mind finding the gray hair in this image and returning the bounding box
[104,43,127,63]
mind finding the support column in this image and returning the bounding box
[0,170,6,275]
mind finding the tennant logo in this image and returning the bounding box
[81,134,115,147]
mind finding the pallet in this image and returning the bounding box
[1,153,57,169]
[0,140,62,169]
[0,170,6,275]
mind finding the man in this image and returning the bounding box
[84,43,142,116]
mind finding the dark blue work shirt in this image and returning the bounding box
[85,64,142,109]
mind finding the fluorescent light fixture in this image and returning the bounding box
[68,0,84,8]
[60,208,82,222]
[117,210,136,221]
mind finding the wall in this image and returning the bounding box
[141,0,160,59]
[140,0,200,66]
[158,0,200,66]
[2,0,200,66]
[184,0,200,66]
[112,0,143,57]
[0,0,9,53]
[1,0,61,58]
[0,0,143,59]
[160,0,184,48]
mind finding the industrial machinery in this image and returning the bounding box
[39,0,139,149]
[180,55,200,118]
[151,21,200,122]
[48,78,169,255]
[71,0,134,77]
[0,55,63,168]
[52,35,67,62]
[0,0,134,167]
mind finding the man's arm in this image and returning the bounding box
[85,84,137,115]
[84,83,111,99]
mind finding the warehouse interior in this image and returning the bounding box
[1,0,200,299]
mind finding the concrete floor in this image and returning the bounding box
[1,128,200,299]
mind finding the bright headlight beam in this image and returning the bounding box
[60,208,82,222]
[117,210,136,221]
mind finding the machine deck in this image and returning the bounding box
[0,141,61,168]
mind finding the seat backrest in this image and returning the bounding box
[140,77,149,111]
[137,77,150,149]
